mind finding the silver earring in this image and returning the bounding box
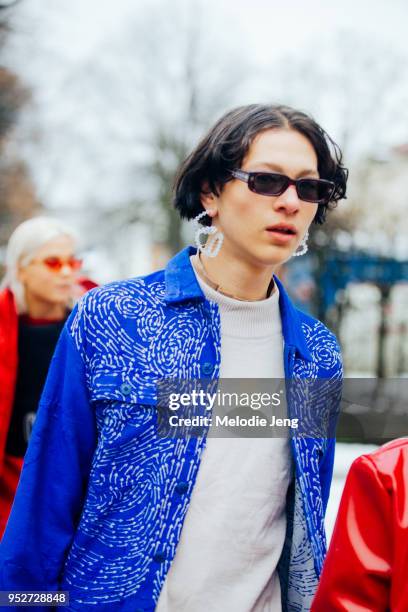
[193,211,224,258]
[292,230,309,257]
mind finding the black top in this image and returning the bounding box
[6,314,68,457]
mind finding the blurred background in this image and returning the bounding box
[1,0,407,535]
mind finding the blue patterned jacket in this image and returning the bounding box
[0,246,342,612]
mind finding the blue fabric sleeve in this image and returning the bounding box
[0,318,97,598]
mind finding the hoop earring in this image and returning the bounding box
[292,230,309,257]
[193,211,224,258]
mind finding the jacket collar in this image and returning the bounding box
[273,275,313,361]
[164,246,312,362]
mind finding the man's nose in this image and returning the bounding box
[274,185,300,214]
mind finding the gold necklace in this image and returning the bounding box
[193,254,275,302]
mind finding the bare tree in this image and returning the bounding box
[0,0,22,142]
[0,0,39,248]
[265,29,408,161]
[257,28,408,255]
[2,0,249,259]
[133,1,247,253]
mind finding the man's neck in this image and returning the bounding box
[195,250,276,302]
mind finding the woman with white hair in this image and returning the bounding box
[0,216,94,536]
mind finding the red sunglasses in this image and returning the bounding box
[32,256,83,272]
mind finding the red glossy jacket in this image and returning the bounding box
[312,438,408,612]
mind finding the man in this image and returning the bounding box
[0,104,347,611]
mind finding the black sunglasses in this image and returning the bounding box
[230,169,335,205]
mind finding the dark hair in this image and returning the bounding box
[173,104,348,225]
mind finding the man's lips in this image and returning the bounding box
[266,223,297,235]
[266,224,298,244]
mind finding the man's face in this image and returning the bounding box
[205,128,319,268]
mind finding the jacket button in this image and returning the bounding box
[153,551,167,563]
[202,362,213,376]
[175,481,189,494]
[120,383,132,395]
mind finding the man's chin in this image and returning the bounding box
[250,245,292,268]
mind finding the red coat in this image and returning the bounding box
[0,289,20,537]
[312,438,408,612]
[0,279,97,536]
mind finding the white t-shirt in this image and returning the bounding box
[156,259,292,612]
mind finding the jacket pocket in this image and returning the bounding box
[88,379,156,480]
[91,378,157,446]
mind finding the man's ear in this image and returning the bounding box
[200,181,218,214]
